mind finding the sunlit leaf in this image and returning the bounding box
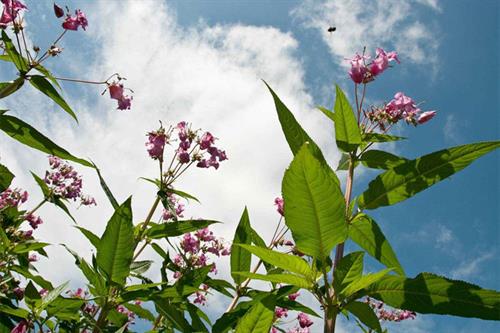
[235,295,276,333]
[231,207,253,285]
[334,85,361,152]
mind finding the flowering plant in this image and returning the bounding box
[0,3,499,333]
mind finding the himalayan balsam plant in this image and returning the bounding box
[0,2,499,333]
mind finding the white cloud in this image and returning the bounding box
[291,0,441,73]
[443,114,468,143]
[451,252,495,280]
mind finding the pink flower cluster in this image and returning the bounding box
[193,284,209,305]
[367,92,436,129]
[108,81,133,110]
[0,187,27,209]
[44,156,96,206]
[161,193,185,221]
[10,319,30,333]
[348,47,399,84]
[173,227,230,280]
[53,3,88,31]
[0,0,26,29]
[271,293,312,333]
[66,288,98,316]
[366,297,416,322]
[146,122,228,170]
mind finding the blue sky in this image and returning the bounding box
[0,1,498,332]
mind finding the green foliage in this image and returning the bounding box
[359,150,409,170]
[28,75,77,121]
[0,78,24,98]
[1,31,28,73]
[233,272,313,289]
[146,219,219,239]
[0,114,93,167]
[334,85,361,152]
[0,163,14,191]
[96,197,135,286]
[362,133,406,143]
[230,208,253,285]
[234,294,276,333]
[344,301,382,333]
[333,252,364,297]
[359,141,500,209]
[348,214,404,276]
[282,143,347,259]
[364,273,500,320]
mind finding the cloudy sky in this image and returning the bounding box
[0,0,498,332]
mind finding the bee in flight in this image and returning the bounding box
[327,26,336,33]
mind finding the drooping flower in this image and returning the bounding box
[0,0,26,29]
[417,110,436,124]
[348,53,368,84]
[108,82,133,110]
[274,197,284,216]
[146,128,168,161]
[370,48,400,76]
[297,313,313,328]
[62,9,88,31]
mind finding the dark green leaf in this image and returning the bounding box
[10,265,53,290]
[93,163,119,209]
[154,298,192,332]
[12,241,49,254]
[334,85,361,152]
[359,141,500,209]
[363,272,500,320]
[0,163,14,191]
[0,78,24,99]
[348,214,404,276]
[1,31,28,72]
[265,81,340,186]
[130,260,153,275]
[341,268,392,298]
[230,207,253,285]
[29,75,77,121]
[337,153,350,171]
[362,133,406,143]
[282,143,347,258]
[123,302,155,322]
[147,219,219,239]
[0,304,29,318]
[333,251,364,297]
[34,64,60,89]
[96,197,135,286]
[233,272,312,289]
[187,303,209,332]
[344,301,382,333]
[75,226,100,249]
[0,114,93,167]
[235,295,276,333]
[167,188,200,203]
[360,150,409,170]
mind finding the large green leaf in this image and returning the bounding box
[0,114,93,167]
[363,273,500,320]
[348,214,404,276]
[236,244,314,279]
[230,207,253,285]
[359,150,409,170]
[333,251,364,296]
[0,163,14,191]
[146,219,219,239]
[29,75,77,121]
[0,78,24,99]
[235,295,276,333]
[341,268,392,299]
[96,197,135,286]
[233,272,313,289]
[334,85,361,152]
[265,81,340,186]
[344,301,382,333]
[359,141,500,209]
[39,282,69,312]
[154,298,193,332]
[282,144,347,259]
[1,31,28,72]
[75,226,100,249]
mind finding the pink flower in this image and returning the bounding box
[0,0,26,28]
[10,320,29,333]
[80,195,97,206]
[13,287,24,300]
[297,313,313,328]
[288,291,300,301]
[181,233,199,254]
[108,82,133,110]
[275,307,288,319]
[146,129,168,161]
[28,254,38,262]
[348,53,368,84]
[25,213,43,229]
[177,149,190,164]
[0,187,28,209]
[62,9,88,31]
[274,197,284,216]
[417,110,436,124]
[370,48,399,76]
[199,132,215,150]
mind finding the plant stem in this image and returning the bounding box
[26,199,47,216]
[132,196,161,260]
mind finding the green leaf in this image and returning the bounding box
[75,226,100,249]
[317,105,336,122]
[0,78,24,99]
[1,31,28,72]
[29,75,77,121]
[363,272,500,320]
[341,268,393,299]
[264,81,340,186]
[187,303,210,332]
[236,244,314,279]
[235,295,276,333]
[0,304,29,318]
[96,197,135,286]
[123,302,155,322]
[34,64,61,89]
[359,150,409,170]
[282,143,347,258]
[39,282,69,311]
[10,265,53,290]
[334,85,361,152]
[362,133,406,143]
[344,301,382,333]
[12,241,49,254]
[31,172,75,223]
[167,188,200,203]
[146,219,219,239]
[348,214,405,276]
[0,163,14,191]
[337,153,350,171]
[0,114,93,167]
[231,208,253,285]
[359,141,500,209]
[233,272,312,289]
[333,251,364,296]
[154,298,193,332]
[130,260,153,275]
[93,163,119,209]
